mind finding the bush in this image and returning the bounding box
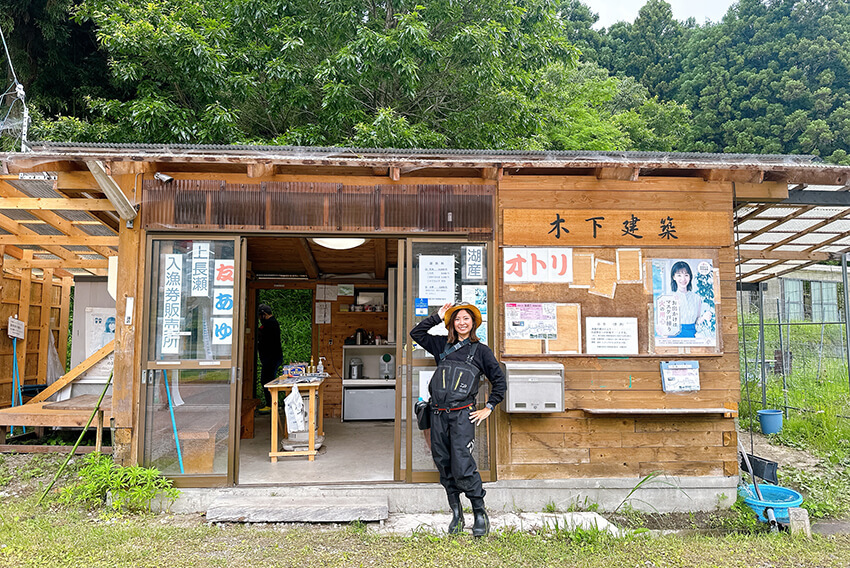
[59,453,179,513]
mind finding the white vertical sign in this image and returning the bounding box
[214,260,235,287]
[161,254,183,354]
[212,288,234,316]
[191,243,211,297]
[463,246,484,281]
[212,317,233,345]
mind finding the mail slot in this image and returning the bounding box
[504,362,564,413]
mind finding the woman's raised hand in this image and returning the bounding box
[437,302,453,319]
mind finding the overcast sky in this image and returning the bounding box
[587,0,738,29]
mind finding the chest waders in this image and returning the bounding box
[429,341,490,536]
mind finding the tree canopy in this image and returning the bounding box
[5,0,849,159]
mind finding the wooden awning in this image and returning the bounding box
[735,183,850,283]
[0,172,119,277]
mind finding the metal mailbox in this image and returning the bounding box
[504,362,565,413]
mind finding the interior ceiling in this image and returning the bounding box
[246,236,399,277]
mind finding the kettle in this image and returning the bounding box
[354,328,367,345]
[349,357,363,380]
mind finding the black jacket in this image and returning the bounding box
[410,313,506,408]
[257,315,283,362]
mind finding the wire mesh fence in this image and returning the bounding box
[737,288,850,454]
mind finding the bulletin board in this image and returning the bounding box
[500,247,722,357]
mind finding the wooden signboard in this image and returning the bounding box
[503,209,732,247]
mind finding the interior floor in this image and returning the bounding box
[238,416,396,484]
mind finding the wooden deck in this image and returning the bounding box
[0,395,113,452]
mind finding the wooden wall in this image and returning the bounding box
[496,175,740,479]
[0,268,72,408]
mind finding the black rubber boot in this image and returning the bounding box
[470,497,490,537]
[447,493,465,534]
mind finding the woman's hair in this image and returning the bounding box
[447,308,480,343]
[670,261,693,292]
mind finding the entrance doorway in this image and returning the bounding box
[237,236,399,484]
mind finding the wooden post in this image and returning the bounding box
[16,251,33,391]
[58,276,73,370]
[112,173,142,465]
[38,269,54,382]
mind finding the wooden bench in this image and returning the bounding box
[0,395,113,452]
[152,406,229,474]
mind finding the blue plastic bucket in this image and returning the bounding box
[738,484,803,524]
[757,409,783,434]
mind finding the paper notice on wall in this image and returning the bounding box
[419,255,455,305]
[505,303,558,340]
[461,285,487,316]
[338,284,354,297]
[586,317,638,355]
[315,301,331,324]
[660,360,700,392]
[86,307,116,378]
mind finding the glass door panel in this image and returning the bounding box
[140,238,243,484]
[399,239,493,482]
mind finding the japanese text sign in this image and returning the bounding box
[502,209,731,247]
[503,248,572,283]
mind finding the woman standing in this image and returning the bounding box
[410,302,506,536]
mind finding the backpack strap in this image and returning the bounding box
[439,338,470,361]
[465,343,479,364]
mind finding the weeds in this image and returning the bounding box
[779,465,850,519]
[542,500,557,513]
[58,452,179,513]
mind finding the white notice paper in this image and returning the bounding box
[315,302,331,324]
[419,255,455,306]
[504,303,558,340]
[586,317,639,355]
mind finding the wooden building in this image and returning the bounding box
[2,144,849,511]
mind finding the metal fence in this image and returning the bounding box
[737,286,850,421]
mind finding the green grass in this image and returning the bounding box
[1,496,849,568]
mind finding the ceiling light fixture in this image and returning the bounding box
[310,237,366,250]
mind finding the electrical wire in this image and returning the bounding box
[0,23,29,150]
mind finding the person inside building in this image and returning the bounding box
[670,261,711,338]
[410,302,506,536]
[257,303,283,414]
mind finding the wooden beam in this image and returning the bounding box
[390,167,400,181]
[0,184,118,258]
[595,167,640,181]
[738,249,830,261]
[2,258,110,269]
[0,197,115,211]
[737,206,814,245]
[56,171,99,191]
[297,238,320,279]
[733,181,789,202]
[0,235,118,246]
[85,160,138,220]
[247,162,275,178]
[27,340,115,405]
[375,239,387,280]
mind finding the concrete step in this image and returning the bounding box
[206,495,389,523]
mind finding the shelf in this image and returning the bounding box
[342,344,396,349]
[582,407,738,417]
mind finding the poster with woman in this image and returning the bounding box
[651,259,717,348]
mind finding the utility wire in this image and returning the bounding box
[0,23,29,151]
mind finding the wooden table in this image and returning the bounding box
[265,377,325,462]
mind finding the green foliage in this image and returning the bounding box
[258,289,312,365]
[542,500,558,513]
[779,465,850,519]
[59,452,179,513]
[19,0,692,151]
